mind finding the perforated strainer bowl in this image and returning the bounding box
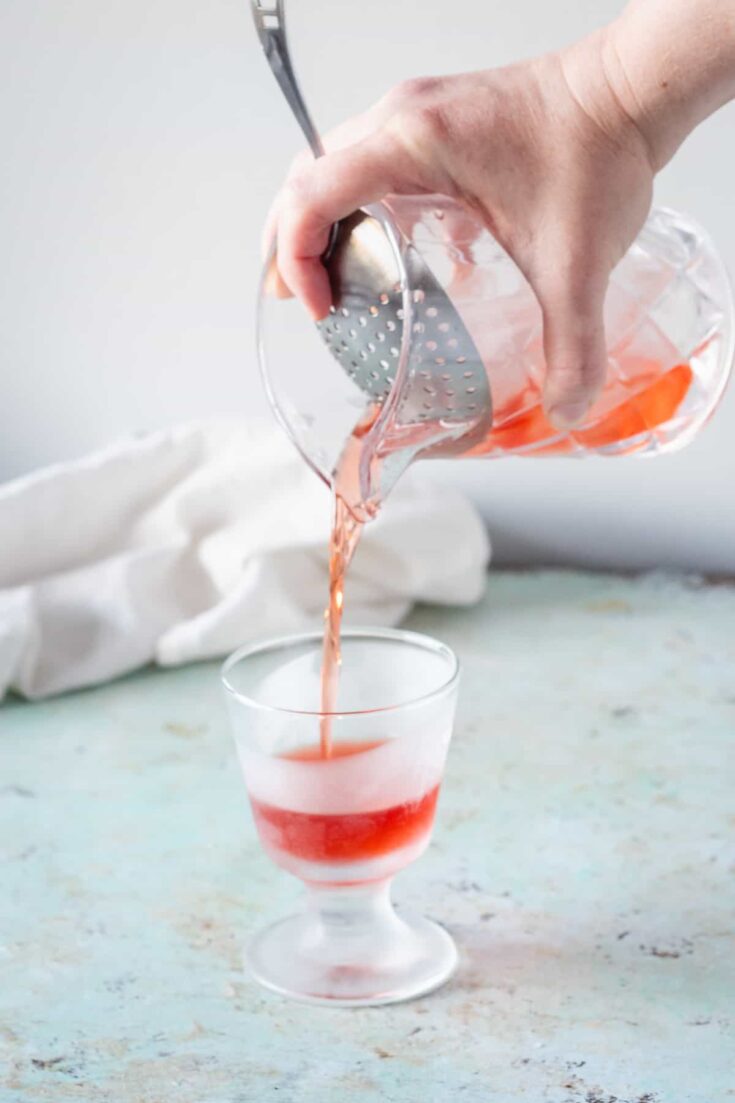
[257,198,493,514]
[253,0,492,511]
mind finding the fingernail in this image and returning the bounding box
[310,298,333,322]
[263,263,295,301]
[263,265,279,297]
[547,401,589,429]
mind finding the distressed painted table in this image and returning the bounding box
[1,570,734,1103]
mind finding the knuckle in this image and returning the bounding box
[413,101,448,138]
[537,263,607,317]
[389,101,449,151]
[548,363,589,391]
[549,351,606,395]
[383,75,442,110]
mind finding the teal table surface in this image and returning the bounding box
[1,570,734,1103]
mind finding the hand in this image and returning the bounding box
[266,0,735,429]
[267,34,654,428]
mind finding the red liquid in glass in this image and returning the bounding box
[250,741,440,864]
[469,360,693,457]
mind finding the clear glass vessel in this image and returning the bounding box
[222,628,460,1006]
[258,199,734,512]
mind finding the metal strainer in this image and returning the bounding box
[252,0,491,442]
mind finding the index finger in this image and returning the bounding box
[276,132,418,319]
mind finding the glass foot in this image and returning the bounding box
[245,882,457,1006]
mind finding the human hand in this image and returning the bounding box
[266,0,735,428]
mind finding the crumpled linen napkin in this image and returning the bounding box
[0,420,490,701]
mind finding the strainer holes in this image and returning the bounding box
[348,328,357,338]
[447,338,458,349]
[333,322,341,332]
[379,293,390,305]
[359,316,368,327]
[370,370,380,380]
[396,309,404,320]
[412,322,424,334]
[441,373,451,381]
[463,370,473,378]
[390,347,399,357]
[438,322,450,333]
[369,305,379,317]
[426,306,438,318]
[468,403,477,411]
[445,388,455,397]
[359,350,368,361]
[376,332,386,343]
[419,370,431,379]
[426,340,437,352]
[435,356,446,366]
[456,356,467,364]
[328,305,336,315]
[386,320,397,332]
[466,386,477,394]
[422,401,433,411]
[367,342,376,353]
[379,359,389,370]
[423,386,436,396]
[340,307,350,317]
[413,289,425,304]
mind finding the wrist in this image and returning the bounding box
[604,0,735,171]
[558,29,657,169]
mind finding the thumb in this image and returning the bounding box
[535,274,609,430]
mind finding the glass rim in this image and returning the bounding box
[220,627,460,719]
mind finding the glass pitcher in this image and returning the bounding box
[258,196,734,515]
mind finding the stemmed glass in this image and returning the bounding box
[222,628,460,1006]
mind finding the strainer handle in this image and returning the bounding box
[251,0,325,160]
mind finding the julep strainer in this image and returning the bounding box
[252,0,492,510]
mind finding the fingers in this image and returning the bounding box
[261,102,388,263]
[261,104,408,311]
[262,250,293,301]
[262,78,452,318]
[534,268,609,429]
[261,197,280,261]
[276,133,417,319]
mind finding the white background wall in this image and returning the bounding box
[1,0,734,571]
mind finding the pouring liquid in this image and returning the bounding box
[318,410,382,757]
[319,494,361,757]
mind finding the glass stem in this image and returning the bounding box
[301,879,409,966]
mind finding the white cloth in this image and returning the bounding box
[0,421,489,701]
